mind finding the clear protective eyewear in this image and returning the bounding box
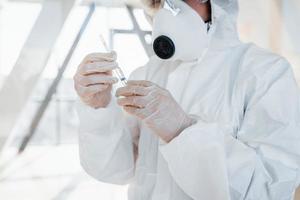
[162,0,181,16]
[162,0,209,16]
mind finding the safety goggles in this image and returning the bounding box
[162,0,209,16]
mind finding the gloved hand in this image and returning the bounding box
[116,80,196,142]
[74,51,119,108]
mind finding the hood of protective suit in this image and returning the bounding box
[209,0,240,49]
[212,0,239,20]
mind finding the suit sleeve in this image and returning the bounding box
[77,66,146,185]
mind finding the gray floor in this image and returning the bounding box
[0,145,128,200]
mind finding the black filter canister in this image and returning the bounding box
[153,35,175,60]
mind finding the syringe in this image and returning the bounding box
[100,34,127,86]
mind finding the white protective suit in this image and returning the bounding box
[77,0,300,199]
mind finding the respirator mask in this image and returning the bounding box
[152,0,211,62]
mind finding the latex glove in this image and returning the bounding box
[74,52,119,108]
[116,80,196,143]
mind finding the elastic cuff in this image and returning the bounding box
[159,120,223,158]
[159,122,196,154]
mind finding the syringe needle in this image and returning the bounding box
[99,34,127,86]
[115,68,127,86]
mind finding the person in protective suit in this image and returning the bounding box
[74,0,300,199]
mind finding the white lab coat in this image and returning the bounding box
[77,1,300,199]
